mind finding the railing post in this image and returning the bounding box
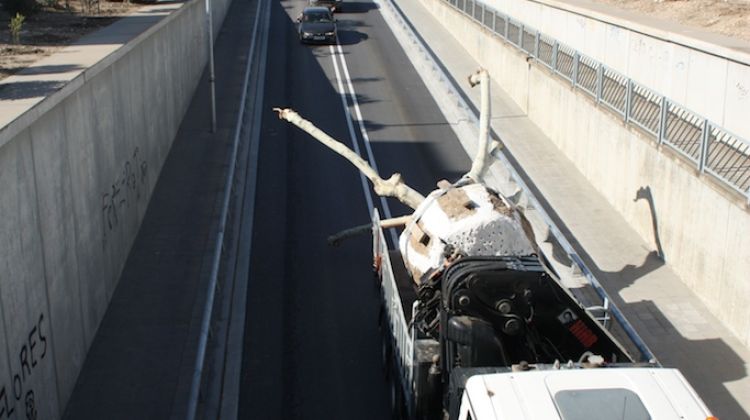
[699,119,710,173]
[572,51,579,86]
[479,3,484,23]
[534,31,540,58]
[625,79,633,123]
[658,97,668,145]
[504,15,509,39]
[518,24,523,46]
[552,42,558,73]
[596,64,603,103]
[492,10,496,32]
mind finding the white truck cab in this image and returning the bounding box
[459,368,715,420]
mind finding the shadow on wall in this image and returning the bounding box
[539,197,748,419]
[634,186,666,261]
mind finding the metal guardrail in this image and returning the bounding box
[445,0,750,205]
[185,0,266,417]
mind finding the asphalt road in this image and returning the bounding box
[238,0,470,418]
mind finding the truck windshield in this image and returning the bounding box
[553,389,650,420]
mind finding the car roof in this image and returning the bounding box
[302,6,331,13]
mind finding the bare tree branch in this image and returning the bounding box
[464,68,491,182]
[274,107,426,209]
[328,215,411,246]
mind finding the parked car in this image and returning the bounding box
[309,0,341,12]
[297,7,337,44]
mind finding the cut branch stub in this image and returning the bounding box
[274,107,426,210]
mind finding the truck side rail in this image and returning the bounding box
[373,210,415,412]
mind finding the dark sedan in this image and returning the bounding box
[297,7,338,44]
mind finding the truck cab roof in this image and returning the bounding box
[464,368,712,420]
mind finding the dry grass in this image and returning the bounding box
[591,0,750,42]
[0,0,139,80]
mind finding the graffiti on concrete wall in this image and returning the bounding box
[101,147,149,245]
[0,314,48,419]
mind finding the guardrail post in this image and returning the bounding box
[572,52,579,86]
[552,42,558,73]
[658,97,668,145]
[625,79,633,123]
[595,64,603,103]
[699,119,710,173]
[503,15,509,39]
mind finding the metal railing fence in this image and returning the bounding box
[445,0,750,204]
[373,210,415,416]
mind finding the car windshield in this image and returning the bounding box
[303,11,332,22]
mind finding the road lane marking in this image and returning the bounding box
[330,44,400,246]
[329,45,377,217]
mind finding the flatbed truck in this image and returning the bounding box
[372,210,715,420]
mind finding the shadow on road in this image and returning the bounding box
[340,1,379,13]
[337,29,369,45]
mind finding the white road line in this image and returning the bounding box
[329,45,376,216]
[331,43,400,246]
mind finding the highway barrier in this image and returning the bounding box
[0,0,231,418]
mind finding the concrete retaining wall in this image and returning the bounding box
[421,0,750,347]
[0,0,231,418]
[484,0,750,141]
